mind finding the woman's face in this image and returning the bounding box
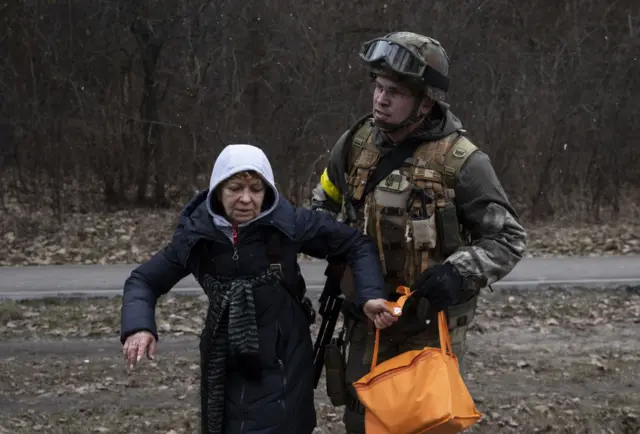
[219,172,266,223]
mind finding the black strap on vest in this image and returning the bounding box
[354,139,425,207]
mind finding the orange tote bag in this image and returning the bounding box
[353,286,482,434]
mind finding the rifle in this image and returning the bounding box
[312,261,346,389]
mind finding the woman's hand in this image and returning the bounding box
[122,331,156,370]
[363,299,399,330]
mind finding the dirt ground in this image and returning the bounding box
[1,286,639,434]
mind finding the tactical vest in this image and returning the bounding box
[341,118,478,297]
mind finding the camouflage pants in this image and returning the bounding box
[341,294,478,434]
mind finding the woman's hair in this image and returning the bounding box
[225,170,263,183]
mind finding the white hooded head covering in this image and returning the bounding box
[206,144,280,233]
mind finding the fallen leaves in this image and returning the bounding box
[3,207,640,267]
[474,286,640,332]
[2,336,637,434]
[0,295,208,340]
[0,280,637,432]
[1,287,639,342]
[524,223,640,257]
[1,209,179,267]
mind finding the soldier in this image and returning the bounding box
[310,31,528,433]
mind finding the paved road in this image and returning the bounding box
[1,255,640,300]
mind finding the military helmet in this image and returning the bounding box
[359,31,451,101]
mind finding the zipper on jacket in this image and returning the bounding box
[239,383,245,432]
[278,358,286,416]
[277,320,286,420]
[231,222,239,262]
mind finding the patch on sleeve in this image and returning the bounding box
[480,202,507,234]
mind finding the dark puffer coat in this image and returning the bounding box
[120,190,385,433]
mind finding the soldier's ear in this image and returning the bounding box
[419,96,434,115]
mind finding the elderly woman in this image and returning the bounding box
[120,144,396,434]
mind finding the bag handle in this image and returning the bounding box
[371,286,453,370]
[437,310,454,357]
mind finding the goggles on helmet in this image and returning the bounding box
[359,38,449,92]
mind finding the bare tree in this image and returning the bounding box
[0,0,637,225]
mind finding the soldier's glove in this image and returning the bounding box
[412,263,463,311]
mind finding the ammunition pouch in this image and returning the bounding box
[324,335,348,406]
[409,215,438,251]
[413,288,479,333]
[435,201,463,257]
[445,289,479,329]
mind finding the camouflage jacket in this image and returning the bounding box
[311,102,528,291]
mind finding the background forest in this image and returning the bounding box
[1,0,639,264]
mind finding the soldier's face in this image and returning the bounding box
[372,76,420,125]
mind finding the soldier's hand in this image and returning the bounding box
[123,331,156,370]
[363,299,398,329]
[413,262,463,310]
